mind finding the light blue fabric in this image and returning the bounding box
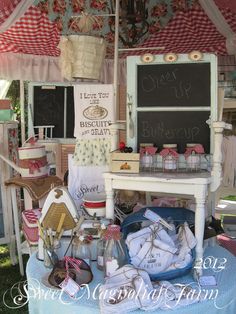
[26,245,236,314]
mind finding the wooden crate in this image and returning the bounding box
[56,144,75,179]
[0,99,11,110]
[110,151,140,173]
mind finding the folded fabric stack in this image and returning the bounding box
[126,222,197,276]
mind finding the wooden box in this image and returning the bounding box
[110,151,140,173]
[0,99,11,110]
[56,144,75,179]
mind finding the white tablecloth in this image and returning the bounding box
[26,245,236,314]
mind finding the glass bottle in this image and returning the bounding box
[103,225,126,277]
[72,235,92,266]
[97,237,106,270]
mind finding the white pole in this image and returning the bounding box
[111,0,120,151]
[20,80,25,143]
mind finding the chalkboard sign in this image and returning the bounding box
[138,111,210,153]
[33,86,74,138]
[137,63,210,107]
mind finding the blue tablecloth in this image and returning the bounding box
[26,245,236,314]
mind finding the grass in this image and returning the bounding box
[222,195,236,201]
[0,245,29,314]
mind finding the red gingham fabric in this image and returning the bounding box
[215,0,236,14]
[0,5,60,56]
[22,208,41,244]
[0,0,21,26]
[22,208,41,225]
[123,5,236,57]
[0,2,235,57]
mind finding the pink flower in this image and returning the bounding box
[53,0,66,14]
[92,16,104,30]
[68,18,80,32]
[108,17,115,27]
[55,17,63,32]
[37,0,49,14]
[70,0,85,13]
[191,0,201,10]
[105,31,115,43]
[90,0,107,11]
[151,3,168,17]
[172,0,187,12]
[149,21,161,34]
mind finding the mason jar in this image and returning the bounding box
[161,144,178,171]
[185,143,203,171]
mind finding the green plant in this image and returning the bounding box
[0,245,28,313]
[6,81,28,145]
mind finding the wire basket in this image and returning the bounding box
[140,154,212,173]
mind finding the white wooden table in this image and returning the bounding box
[103,171,212,278]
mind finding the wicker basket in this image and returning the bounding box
[68,35,106,80]
[121,206,195,280]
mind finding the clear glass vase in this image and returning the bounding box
[97,237,106,270]
[72,238,92,266]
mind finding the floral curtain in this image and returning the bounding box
[33,0,197,55]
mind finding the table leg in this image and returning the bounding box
[5,186,17,265]
[9,235,17,265]
[104,179,115,220]
[194,194,206,279]
[10,187,24,276]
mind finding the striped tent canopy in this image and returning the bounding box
[0,0,235,57]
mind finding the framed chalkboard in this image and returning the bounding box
[33,86,65,137]
[66,86,75,138]
[138,111,210,153]
[31,85,75,138]
[137,63,210,107]
[127,53,218,151]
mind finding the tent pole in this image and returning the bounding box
[112,0,120,150]
[20,80,25,144]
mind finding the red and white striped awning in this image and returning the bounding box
[0,0,235,82]
[123,4,236,57]
[0,1,235,58]
[0,2,60,56]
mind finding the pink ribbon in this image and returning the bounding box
[27,137,38,145]
[29,160,43,174]
[64,256,82,279]
[159,148,179,158]
[140,146,157,157]
[104,225,121,241]
[184,144,205,158]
